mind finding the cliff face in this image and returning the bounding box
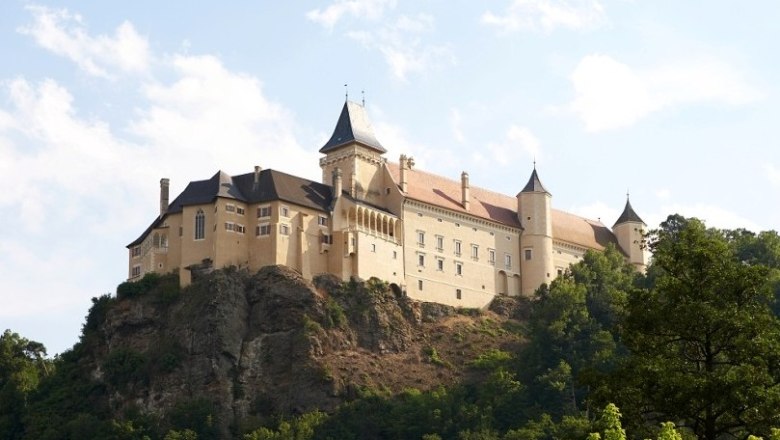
[93,266,524,436]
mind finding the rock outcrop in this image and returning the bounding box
[93,266,522,436]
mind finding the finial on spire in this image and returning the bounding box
[533,157,537,170]
[361,90,365,106]
[626,189,630,200]
[344,84,348,101]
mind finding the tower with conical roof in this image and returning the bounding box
[613,196,647,271]
[319,101,387,206]
[517,167,555,296]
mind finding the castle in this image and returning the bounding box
[127,101,646,308]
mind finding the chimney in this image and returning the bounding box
[159,178,170,217]
[332,167,343,199]
[399,154,408,192]
[254,165,262,184]
[461,171,470,211]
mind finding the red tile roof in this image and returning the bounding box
[386,162,618,251]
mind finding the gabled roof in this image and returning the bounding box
[614,198,645,226]
[386,162,618,251]
[319,101,386,154]
[127,169,332,247]
[520,168,550,194]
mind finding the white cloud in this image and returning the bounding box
[131,54,318,181]
[764,163,780,187]
[482,0,606,33]
[18,5,150,78]
[568,54,761,132]
[347,14,454,82]
[648,204,763,232]
[474,125,541,167]
[569,201,620,225]
[307,0,397,29]
[1,10,319,330]
[450,108,465,143]
[655,188,671,201]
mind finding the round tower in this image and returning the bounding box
[613,196,647,272]
[517,167,554,296]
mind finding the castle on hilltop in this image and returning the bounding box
[127,101,646,308]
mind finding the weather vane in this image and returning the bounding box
[344,84,348,101]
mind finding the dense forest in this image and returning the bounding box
[3,214,780,439]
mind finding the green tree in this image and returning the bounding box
[519,245,636,417]
[0,330,51,440]
[614,215,780,440]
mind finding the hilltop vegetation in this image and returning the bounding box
[3,214,780,439]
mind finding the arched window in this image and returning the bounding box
[194,209,205,240]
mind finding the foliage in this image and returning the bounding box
[243,411,327,440]
[518,244,636,419]
[324,298,347,329]
[103,348,149,389]
[0,330,52,440]
[469,349,513,371]
[116,272,180,302]
[609,215,780,440]
[168,398,219,440]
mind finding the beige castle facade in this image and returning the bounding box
[127,101,647,308]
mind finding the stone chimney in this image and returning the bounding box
[332,167,343,198]
[461,171,470,211]
[159,178,170,217]
[399,154,408,192]
[350,171,358,198]
[254,165,262,184]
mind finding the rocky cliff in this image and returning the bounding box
[90,266,525,437]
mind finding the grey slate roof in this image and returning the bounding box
[319,101,386,154]
[127,169,332,247]
[614,198,645,226]
[520,168,550,194]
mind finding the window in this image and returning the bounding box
[225,204,236,213]
[505,254,512,269]
[179,226,183,237]
[225,222,235,231]
[321,234,333,244]
[236,224,245,234]
[318,216,328,226]
[417,230,425,246]
[280,224,290,235]
[455,262,463,276]
[236,207,245,215]
[557,268,563,276]
[393,250,397,259]
[131,246,141,257]
[418,280,423,290]
[256,224,271,236]
[437,258,444,271]
[454,240,462,256]
[471,244,479,260]
[525,249,532,260]
[371,244,376,252]
[456,289,462,300]
[194,209,205,240]
[488,249,496,265]
[281,205,290,217]
[418,254,425,267]
[257,205,271,218]
[131,265,141,278]
[435,235,444,251]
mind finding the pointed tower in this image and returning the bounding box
[517,167,555,296]
[613,196,647,272]
[319,101,386,205]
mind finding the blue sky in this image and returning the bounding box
[2,0,779,355]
